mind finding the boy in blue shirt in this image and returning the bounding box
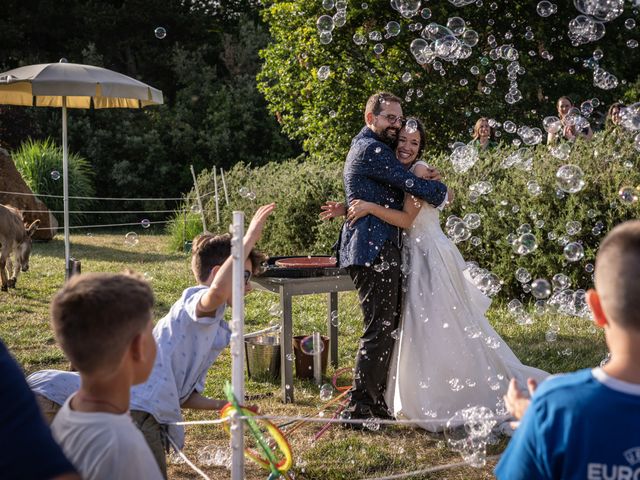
[496,220,640,480]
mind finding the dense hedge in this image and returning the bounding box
[170,129,639,300]
[430,129,639,299]
[167,156,343,254]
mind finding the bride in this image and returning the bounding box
[322,117,547,430]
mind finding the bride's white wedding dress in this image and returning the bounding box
[384,161,548,431]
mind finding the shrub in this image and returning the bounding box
[167,156,344,255]
[12,138,95,226]
[170,130,639,303]
[429,129,640,299]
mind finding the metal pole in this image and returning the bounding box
[230,211,245,480]
[213,166,220,225]
[313,331,322,385]
[62,97,71,279]
[220,167,230,206]
[189,165,207,233]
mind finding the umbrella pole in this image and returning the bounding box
[62,97,71,279]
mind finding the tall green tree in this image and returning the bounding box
[0,0,299,206]
[258,0,639,159]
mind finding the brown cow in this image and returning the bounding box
[0,204,39,291]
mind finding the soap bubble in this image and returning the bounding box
[512,233,538,255]
[556,165,585,193]
[626,19,637,30]
[317,65,331,81]
[536,1,555,17]
[515,267,531,283]
[141,219,151,229]
[446,17,466,35]
[124,232,139,247]
[319,384,333,401]
[385,21,401,36]
[154,27,167,39]
[531,279,551,299]
[300,335,325,355]
[323,0,335,9]
[463,213,481,230]
[565,221,581,236]
[190,204,201,214]
[50,170,61,181]
[552,273,571,291]
[543,116,561,134]
[563,242,585,262]
[618,186,638,204]
[317,15,335,33]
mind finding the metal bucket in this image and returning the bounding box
[245,335,281,381]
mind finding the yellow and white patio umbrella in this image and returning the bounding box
[0,59,163,277]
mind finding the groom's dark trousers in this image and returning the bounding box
[347,241,402,413]
[337,126,447,417]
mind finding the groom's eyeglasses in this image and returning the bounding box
[377,113,405,125]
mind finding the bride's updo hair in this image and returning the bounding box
[401,117,427,161]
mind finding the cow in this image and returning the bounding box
[0,204,39,291]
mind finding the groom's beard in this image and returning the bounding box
[379,126,400,145]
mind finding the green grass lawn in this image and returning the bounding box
[1,232,607,479]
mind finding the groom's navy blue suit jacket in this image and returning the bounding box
[337,127,448,269]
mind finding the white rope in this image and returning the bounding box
[35,219,172,230]
[164,433,212,480]
[359,455,502,480]
[176,414,447,427]
[172,418,229,426]
[0,189,218,202]
[19,209,181,214]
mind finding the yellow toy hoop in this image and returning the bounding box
[220,403,293,472]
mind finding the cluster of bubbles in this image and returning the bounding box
[467,262,502,297]
[444,406,498,467]
[445,213,481,244]
[449,143,478,173]
[316,0,348,45]
[468,180,492,202]
[409,18,480,66]
[196,445,231,468]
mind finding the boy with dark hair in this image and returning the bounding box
[496,220,640,480]
[50,272,162,480]
[129,205,272,476]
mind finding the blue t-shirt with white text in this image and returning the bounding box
[495,368,640,480]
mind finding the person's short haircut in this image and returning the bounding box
[365,92,402,120]
[191,233,265,284]
[595,220,640,332]
[51,272,154,374]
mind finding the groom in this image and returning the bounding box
[339,92,448,424]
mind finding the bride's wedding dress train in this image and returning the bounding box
[384,162,548,431]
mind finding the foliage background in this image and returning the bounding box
[173,130,640,301]
[258,0,640,159]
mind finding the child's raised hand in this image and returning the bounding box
[246,203,276,240]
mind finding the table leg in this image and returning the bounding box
[328,292,338,368]
[280,287,294,403]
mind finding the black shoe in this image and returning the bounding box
[340,406,385,431]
